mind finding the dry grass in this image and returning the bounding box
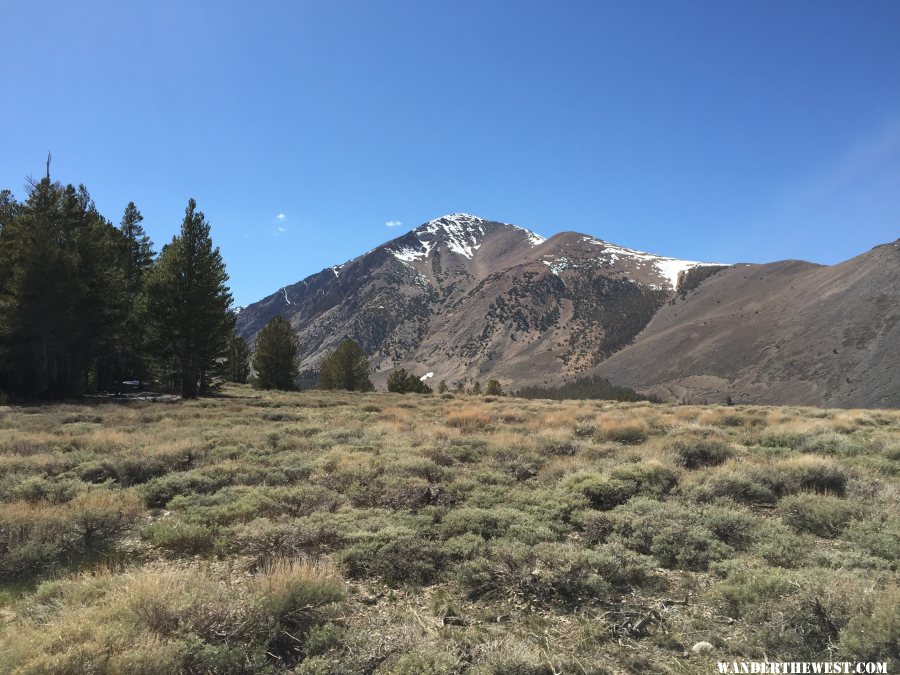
[0,386,897,673]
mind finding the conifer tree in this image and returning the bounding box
[387,367,432,394]
[438,379,448,394]
[0,179,128,397]
[143,199,232,398]
[318,339,373,391]
[116,202,155,386]
[486,379,502,396]
[224,333,252,384]
[251,317,298,389]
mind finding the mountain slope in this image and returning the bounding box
[594,239,900,408]
[236,214,899,408]
[235,214,722,388]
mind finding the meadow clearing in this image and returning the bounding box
[0,386,897,674]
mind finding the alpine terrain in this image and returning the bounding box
[236,214,900,408]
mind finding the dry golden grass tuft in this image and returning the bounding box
[446,406,492,432]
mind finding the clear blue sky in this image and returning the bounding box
[2,1,899,306]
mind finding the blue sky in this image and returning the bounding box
[2,1,899,306]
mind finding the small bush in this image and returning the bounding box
[341,530,444,585]
[143,519,218,554]
[777,456,848,496]
[699,502,759,549]
[457,539,654,605]
[841,516,900,567]
[779,493,861,538]
[670,437,733,468]
[0,490,142,578]
[568,474,636,510]
[601,419,648,444]
[649,523,733,571]
[584,498,733,571]
[694,469,779,505]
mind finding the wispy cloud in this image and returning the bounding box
[276,213,286,220]
[277,226,286,232]
[385,220,402,227]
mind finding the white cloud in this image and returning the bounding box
[277,226,286,232]
[385,220,402,227]
[276,213,286,220]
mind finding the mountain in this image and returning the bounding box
[236,214,722,384]
[235,214,899,408]
[594,239,900,408]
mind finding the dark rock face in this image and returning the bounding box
[237,215,899,408]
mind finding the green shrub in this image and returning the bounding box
[698,502,759,549]
[140,471,223,508]
[752,519,808,568]
[779,493,862,537]
[143,519,217,554]
[837,585,900,667]
[670,437,732,468]
[439,506,519,540]
[609,462,678,496]
[716,565,799,618]
[1,475,80,503]
[391,649,459,675]
[648,523,733,570]
[777,457,848,496]
[457,540,653,604]
[568,474,636,510]
[341,530,444,585]
[841,516,900,567]
[694,469,779,504]
[584,498,733,571]
[0,490,142,578]
[567,463,676,511]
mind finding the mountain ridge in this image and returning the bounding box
[235,215,899,407]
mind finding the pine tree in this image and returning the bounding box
[143,199,232,398]
[121,202,154,292]
[116,202,155,387]
[0,179,129,397]
[387,368,432,394]
[0,190,17,230]
[318,339,373,391]
[470,381,482,395]
[251,317,298,389]
[486,379,502,396]
[224,333,251,384]
[438,380,448,394]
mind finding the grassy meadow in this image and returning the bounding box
[0,386,898,673]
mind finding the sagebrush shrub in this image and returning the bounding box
[670,437,733,468]
[779,493,861,537]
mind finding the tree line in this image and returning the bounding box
[0,172,649,403]
[0,176,235,399]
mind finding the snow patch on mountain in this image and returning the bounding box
[543,257,573,276]
[580,236,726,289]
[387,213,546,263]
[418,213,486,259]
[392,239,434,263]
[524,231,546,246]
